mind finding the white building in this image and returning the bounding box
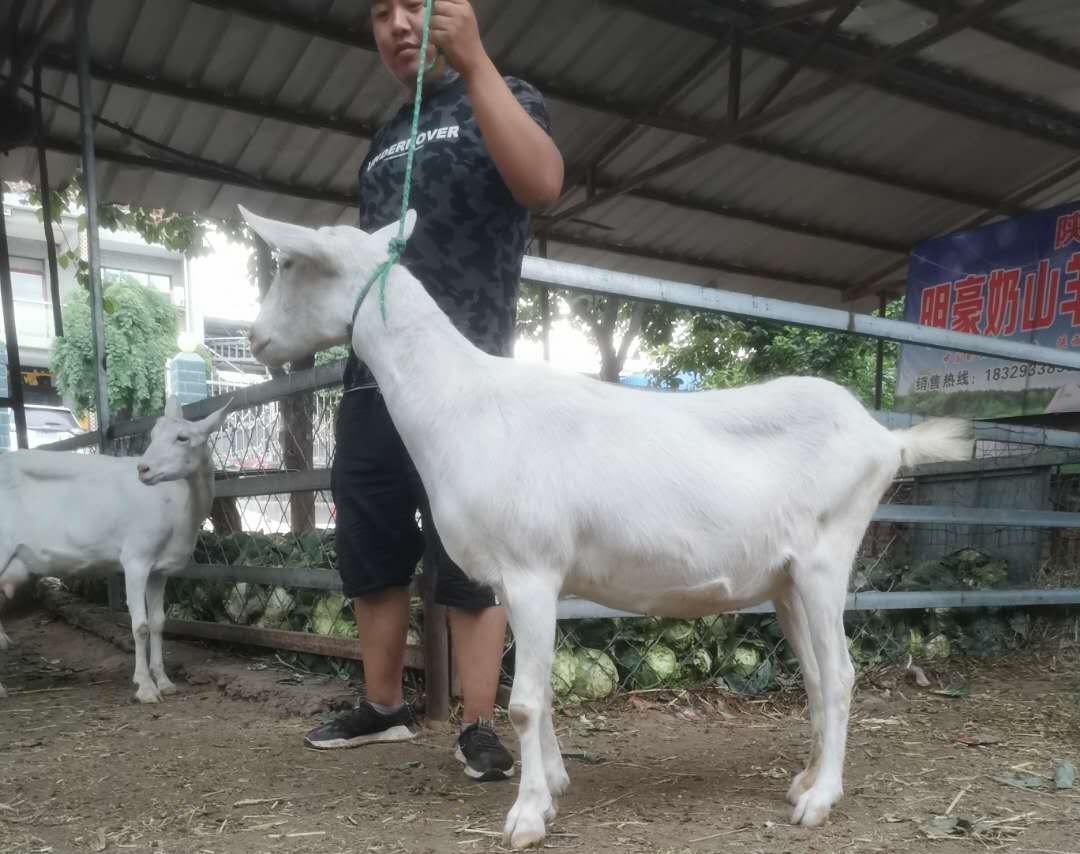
[1,196,193,407]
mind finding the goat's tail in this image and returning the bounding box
[892,417,974,469]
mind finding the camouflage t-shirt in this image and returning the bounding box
[343,71,551,390]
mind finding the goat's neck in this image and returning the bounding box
[350,265,483,453]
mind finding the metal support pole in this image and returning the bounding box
[75,0,109,452]
[34,61,63,337]
[727,28,742,124]
[539,236,551,362]
[874,293,886,410]
[420,565,450,722]
[0,202,30,449]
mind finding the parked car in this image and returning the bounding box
[3,404,85,450]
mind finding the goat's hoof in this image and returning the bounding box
[786,769,815,805]
[0,633,14,651]
[135,685,162,704]
[504,801,547,849]
[547,769,570,798]
[791,785,840,827]
[0,683,7,699]
[155,678,178,696]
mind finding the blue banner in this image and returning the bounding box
[896,200,1080,418]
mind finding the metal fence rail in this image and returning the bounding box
[21,256,1080,714]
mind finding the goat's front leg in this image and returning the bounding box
[122,564,160,704]
[502,577,559,849]
[145,572,176,696]
[0,615,12,651]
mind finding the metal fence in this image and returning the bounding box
[21,259,1080,716]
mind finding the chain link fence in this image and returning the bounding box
[20,364,1080,710]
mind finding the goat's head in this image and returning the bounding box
[136,397,231,486]
[240,206,416,368]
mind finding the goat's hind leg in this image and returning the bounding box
[775,588,824,806]
[145,572,176,695]
[788,544,857,827]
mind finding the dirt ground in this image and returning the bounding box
[2,606,1079,854]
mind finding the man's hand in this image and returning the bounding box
[430,0,490,80]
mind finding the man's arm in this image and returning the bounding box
[431,0,564,209]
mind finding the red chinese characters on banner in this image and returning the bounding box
[1056,211,1080,251]
[1061,252,1080,326]
[1020,259,1060,333]
[984,268,1021,337]
[950,274,985,334]
[919,282,951,328]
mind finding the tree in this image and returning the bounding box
[517,282,677,382]
[51,274,179,420]
[648,300,904,407]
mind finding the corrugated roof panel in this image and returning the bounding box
[5,0,1080,311]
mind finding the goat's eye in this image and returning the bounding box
[177,434,190,444]
[281,258,294,271]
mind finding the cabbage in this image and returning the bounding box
[699,614,733,644]
[731,644,762,677]
[924,634,950,659]
[551,647,577,697]
[256,586,294,628]
[633,643,678,689]
[572,648,619,700]
[311,593,356,637]
[661,619,696,651]
[225,582,262,624]
[687,646,713,677]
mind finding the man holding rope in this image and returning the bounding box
[304,0,564,783]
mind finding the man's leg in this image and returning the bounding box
[353,587,411,708]
[304,390,423,749]
[449,604,507,724]
[421,506,514,781]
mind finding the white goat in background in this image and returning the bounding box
[241,206,972,849]
[0,398,229,703]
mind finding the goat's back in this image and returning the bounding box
[0,451,192,575]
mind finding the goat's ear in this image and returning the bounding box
[238,206,331,266]
[369,209,417,252]
[195,399,232,439]
[164,396,183,419]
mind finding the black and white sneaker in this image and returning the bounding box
[303,701,417,750]
[454,719,515,781]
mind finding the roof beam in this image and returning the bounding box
[42,137,354,208]
[39,50,379,140]
[37,51,944,254]
[547,0,1023,229]
[546,230,851,292]
[39,136,862,294]
[611,0,1080,151]
[163,3,1019,218]
[843,152,1080,302]
[538,185,909,255]
[900,0,1080,75]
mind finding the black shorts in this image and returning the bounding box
[330,388,497,610]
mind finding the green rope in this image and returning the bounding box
[354,0,436,326]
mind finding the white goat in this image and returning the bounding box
[0,398,229,703]
[241,207,972,848]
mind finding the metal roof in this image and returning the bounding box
[4,0,1080,313]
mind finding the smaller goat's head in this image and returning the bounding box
[136,397,230,486]
[241,206,416,368]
